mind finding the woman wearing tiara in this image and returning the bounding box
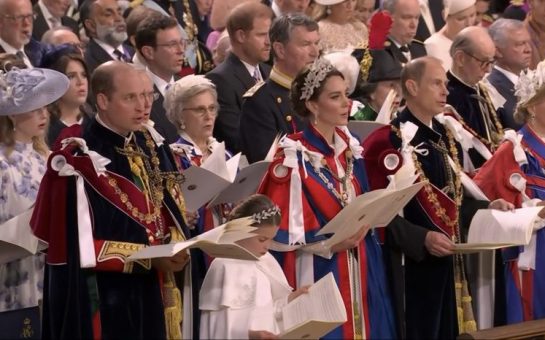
[258,58,396,339]
[474,60,545,324]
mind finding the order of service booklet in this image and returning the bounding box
[278,272,347,339]
[454,206,544,253]
[128,217,260,261]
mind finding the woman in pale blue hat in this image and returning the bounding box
[0,66,69,312]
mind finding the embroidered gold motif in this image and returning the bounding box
[97,241,151,272]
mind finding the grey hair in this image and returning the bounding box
[163,76,218,133]
[270,13,318,60]
[41,26,77,44]
[449,30,475,58]
[382,0,399,13]
[488,18,525,48]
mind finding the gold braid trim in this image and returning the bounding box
[478,84,505,147]
[97,241,151,273]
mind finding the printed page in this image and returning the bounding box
[466,207,543,245]
[0,209,46,264]
[180,166,231,211]
[208,160,271,207]
[279,273,346,338]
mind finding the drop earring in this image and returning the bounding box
[180,120,186,130]
[326,6,331,15]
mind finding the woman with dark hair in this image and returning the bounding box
[258,58,396,339]
[41,46,92,147]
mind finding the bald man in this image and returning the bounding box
[34,62,197,339]
[447,26,504,156]
[363,56,513,339]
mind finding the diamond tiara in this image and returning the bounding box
[300,58,335,101]
[251,206,281,225]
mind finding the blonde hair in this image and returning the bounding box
[0,116,49,157]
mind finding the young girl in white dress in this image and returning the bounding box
[199,194,309,339]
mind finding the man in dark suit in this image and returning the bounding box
[487,18,532,130]
[383,0,427,67]
[0,0,47,67]
[32,0,78,41]
[80,0,134,74]
[415,0,445,42]
[135,14,184,144]
[240,14,318,163]
[206,2,273,153]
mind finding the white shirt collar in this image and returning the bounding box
[96,113,133,142]
[94,38,123,61]
[240,59,260,80]
[0,38,32,68]
[38,0,58,28]
[148,70,174,97]
[179,131,217,157]
[493,65,519,85]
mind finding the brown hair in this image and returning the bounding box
[290,65,345,118]
[0,54,49,157]
[229,194,281,227]
[226,2,273,38]
[400,57,437,98]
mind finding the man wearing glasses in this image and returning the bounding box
[135,14,186,144]
[447,26,504,159]
[0,0,46,67]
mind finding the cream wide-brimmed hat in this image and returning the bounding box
[314,0,345,5]
[444,0,476,18]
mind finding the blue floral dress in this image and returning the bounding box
[0,142,47,312]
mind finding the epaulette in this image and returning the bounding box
[243,81,266,98]
[412,39,424,45]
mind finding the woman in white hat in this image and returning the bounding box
[424,0,477,70]
[0,67,69,312]
[312,0,369,52]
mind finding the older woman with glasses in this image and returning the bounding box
[165,75,232,238]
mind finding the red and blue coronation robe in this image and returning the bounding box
[259,126,396,339]
[474,125,545,324]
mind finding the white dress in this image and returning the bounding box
[0,142,47,312]
[199,252,293,339]
[424,32,453,71]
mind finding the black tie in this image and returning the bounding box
[399,45,410,53]
[114,49,129,62]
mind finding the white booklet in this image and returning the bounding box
[314,181,425,249]
[181,143,271,211]
[278,272,347,339]
[454,207,543,253]
[128,217,260,261]
[0,209,47,264]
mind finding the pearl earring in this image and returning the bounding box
[180,120,186,130]
[326,6,331,15]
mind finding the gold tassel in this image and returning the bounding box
[162,272,183,339]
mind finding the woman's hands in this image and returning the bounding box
[248,330,278,339]
[330,224,370,253]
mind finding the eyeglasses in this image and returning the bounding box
[156,39,189,51]
[182,105,218,117]
[3,14,36,23]
[464,51,495,69]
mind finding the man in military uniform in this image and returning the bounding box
[239,14,319,163]
[383,0,427,66]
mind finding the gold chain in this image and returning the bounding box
[312,151,354,207]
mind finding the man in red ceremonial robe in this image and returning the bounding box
[31,62,196,339]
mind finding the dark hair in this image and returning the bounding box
[270,14,318,60]
[126,7,159,45]
[135,14,178,50]
[226,2,273,38]
[400,57,430,98]
[44,52,89,117]
[290,65,345,118]
[79,0,97,36]
[229,194,281,227]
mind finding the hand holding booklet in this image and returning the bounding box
[180,142,273,211]
[128,217,261,261]
[277,272,347,339]
[454,207,544,253]
[314,170,425,250]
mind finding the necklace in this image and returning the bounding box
[312,150,354,207]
